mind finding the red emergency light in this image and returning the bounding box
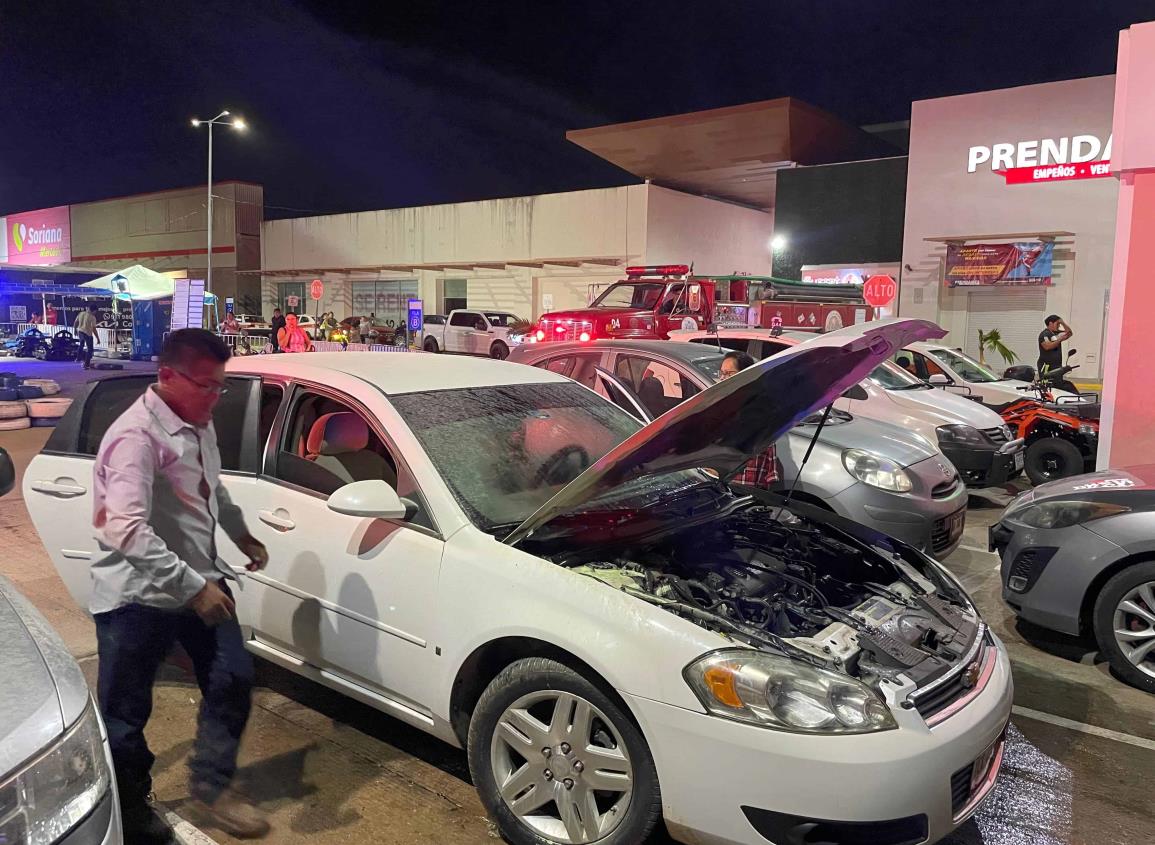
[625,264,690,277]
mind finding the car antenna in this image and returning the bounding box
[782,403,834,508]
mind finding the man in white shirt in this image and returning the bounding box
[92,329,270,842]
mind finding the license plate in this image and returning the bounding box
[950,510,965,539]
[1014,451,1025,470]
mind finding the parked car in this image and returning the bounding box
[510,336,969,557]
[339,316,405,345]
[899,342,1086,408]
[0,446,122,844]
[991,465,1155,693]
[671,327,1025,488]
[233,313,271,334]
[25,320,1011,845]
[422,309,523,359]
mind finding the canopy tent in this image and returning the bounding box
[78,265,217,302]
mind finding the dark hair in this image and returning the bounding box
[722,350,757,371]
[1045,314,1062,325]
[160,328,230,368]
[273,307,282,313]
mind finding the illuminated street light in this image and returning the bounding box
[770,234,788,252]
[190,110,246,295]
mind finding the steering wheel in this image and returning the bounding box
[531,445,592,487]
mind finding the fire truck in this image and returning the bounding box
[529,265,872,343]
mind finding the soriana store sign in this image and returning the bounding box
[967,134,1112,185]
[6,206,71,265]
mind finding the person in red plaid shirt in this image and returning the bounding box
[720,351,782,488]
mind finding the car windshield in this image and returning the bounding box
[392,383,700,533]
[484,313,520,327]
[869,361,928,390]
[928,348,1000,383]
[592,282,666,310]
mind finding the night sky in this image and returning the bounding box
[2,0,1151,219]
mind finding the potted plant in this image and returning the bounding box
[977,329,1017,367]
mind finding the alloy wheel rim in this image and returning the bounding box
[490,690,633,844]
[1113,580,1155,679]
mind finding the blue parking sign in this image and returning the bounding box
[407,299,423,347]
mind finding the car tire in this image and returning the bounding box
[1024,437,1083,485]
[1093,562,1155,694]
[467,657,661,845]
[0,401,27,419]
[424,337,440,353]
[490,341,509,360]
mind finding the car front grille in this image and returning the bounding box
[1007,547,1059,593]
[932,476,962,499]
[538,318,593,341]
[983,425,1013,445]
[931,507,965,554]
[950,764,974,815]
[912,631,993,726]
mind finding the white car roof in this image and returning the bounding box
[227,351,569,395]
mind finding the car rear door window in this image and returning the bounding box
[614,355,699,418]
[449,312,480,327]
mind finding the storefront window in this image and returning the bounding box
[351,280,418,326]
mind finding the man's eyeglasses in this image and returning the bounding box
[171,369,228,395]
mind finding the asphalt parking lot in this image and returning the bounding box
[1,359,1152,845]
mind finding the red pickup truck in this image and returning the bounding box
[529,265,871,344]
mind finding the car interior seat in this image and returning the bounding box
[306,412,396,488]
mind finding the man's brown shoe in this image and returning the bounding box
[191,789,270,839]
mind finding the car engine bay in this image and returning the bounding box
[551,504,980,691]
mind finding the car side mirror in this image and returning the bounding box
[327,480,415,521]
[928,373,951,386]
[841,384,869,401]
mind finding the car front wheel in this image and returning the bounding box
[467,657,661,845]
[490,341,510,360]
[1094,562,1155,694]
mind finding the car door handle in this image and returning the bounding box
[31,479,87,497]
[258,509,296,531]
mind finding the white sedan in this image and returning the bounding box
[26,320,1012,845]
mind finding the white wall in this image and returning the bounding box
[899,76,1118,376]
[644,185,773,276]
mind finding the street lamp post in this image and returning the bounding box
[191,110,246,296]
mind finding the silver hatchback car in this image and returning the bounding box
[509,339,968,557]
[0,447,122,844]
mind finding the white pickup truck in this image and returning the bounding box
[420,309,524,359]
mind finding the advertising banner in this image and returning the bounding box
[944,242,1054,287]
[801,267,867,286]
[5,206,71,266]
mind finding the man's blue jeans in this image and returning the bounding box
[94,593,254,811]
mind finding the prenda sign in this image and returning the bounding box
[967,134,1112,185]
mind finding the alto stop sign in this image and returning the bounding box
[863,275,897,308]
[310,279,324,301]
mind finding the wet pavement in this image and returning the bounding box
[1,364,1152,844]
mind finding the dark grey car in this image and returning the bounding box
[990,464,1155,693]
[0,448,122,843]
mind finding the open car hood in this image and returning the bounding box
[504,318,946,545]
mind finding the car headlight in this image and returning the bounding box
[936,424,988,447]
[1005,500,1129,529]
[685,650,897,734]
[842,448,913,493]
[0,702,111,845]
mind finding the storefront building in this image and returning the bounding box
[1,181,264,321]
[256,183,773,323]
[898,76,1117,378]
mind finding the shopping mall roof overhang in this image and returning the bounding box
[566,97,894,211]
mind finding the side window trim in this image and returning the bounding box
[266,379,442,538]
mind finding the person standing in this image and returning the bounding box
[277,313,314,353]
[74,304,98,369]
[91,329,270,843]
[1037,314,1073,376]
[269,308,286,352]
[359,314,372,342]
[719,351,782,488]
